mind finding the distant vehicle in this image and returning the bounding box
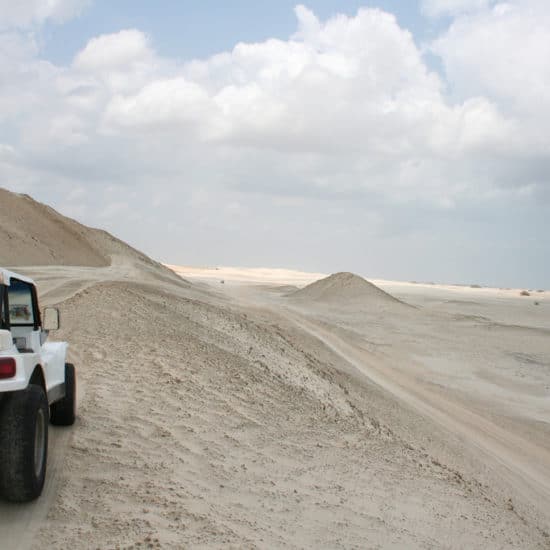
[0,268,76,502]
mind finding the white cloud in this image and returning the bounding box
[103,77,213,135]
[92,4,523,206]
[431,0,550,161]
[1,5,541,194]
[0,3,548,286]
[74,29,153,72]
[104,8,446,152]
[0,0,90,28]
[432,1,550,113]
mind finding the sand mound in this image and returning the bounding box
[289,272,404,308]
[0,187,162,270]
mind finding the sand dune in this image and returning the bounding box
[288,271,406,309]
[1,194,549,549]
[0,188,165,273]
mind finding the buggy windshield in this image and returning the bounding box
[7,280,35,326]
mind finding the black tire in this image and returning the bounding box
[0,385,49,502]
[50,363,76,426]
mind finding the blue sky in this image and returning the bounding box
[40,2,435,64]
[1,0,549,288]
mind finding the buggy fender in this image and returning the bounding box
[40,341,68,394]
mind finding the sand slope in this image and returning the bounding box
[0,187,162,271]
[28,276,547,549]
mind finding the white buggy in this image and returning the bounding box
[0,268,76,502]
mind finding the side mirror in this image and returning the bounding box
[43,307,60,331]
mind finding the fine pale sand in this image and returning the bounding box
[0,189,549,549]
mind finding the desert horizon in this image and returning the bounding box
[166,263,548,294]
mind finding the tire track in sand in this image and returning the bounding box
[282,309,550,531]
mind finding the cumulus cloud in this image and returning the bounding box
[0,2,548,285]
[1,5,544,197]
[92,5,521,205]
[0,0,91,28]
[103,77,213,136]
[71,29,162,96]
[74,29,153,72]
[104,11,431,149]
[432,1,550,115]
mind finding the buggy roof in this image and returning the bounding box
[0,268,35,286]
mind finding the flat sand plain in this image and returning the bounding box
[1,260,549,549]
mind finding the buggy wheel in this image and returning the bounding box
[0,385,49,502]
